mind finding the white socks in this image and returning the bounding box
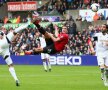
[47,61,51,69]
[100,68,104,80]
[14,23,29,33]
[9,67,18,81]
[43,60,51,71]
[43,62,47,70]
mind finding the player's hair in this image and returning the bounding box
[103,24,108,30]
[106,24,108,30]
[0,31,4,36]
[103,24,108,33]
[62,25,67,29]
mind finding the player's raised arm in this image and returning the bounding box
[54,24,59,37]
[48,33,60,42]
[88,38,95,55]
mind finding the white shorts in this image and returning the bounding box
[1,49,13,65]
[97,54,108,66]
[5,56,13,65]
[41,53,50,59]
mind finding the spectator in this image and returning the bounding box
[99,13,105,20]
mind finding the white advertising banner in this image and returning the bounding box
[7,1,37,11]
[79,9,108,22]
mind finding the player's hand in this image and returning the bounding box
[102,41,108,46]
[91,51,96,55]
[33,47,37,52]
[54,24,59,30]
[48,33,54,37]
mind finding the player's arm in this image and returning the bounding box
[89,41,95,53]
[88,38,95,55]
[102,40,108,46]
[48,33,60,42]
[105,42,108,46]
[54,24,59,37]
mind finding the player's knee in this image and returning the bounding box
[4,55,9,60]
[8,64,13,67]
[99,64,105,68]
[4,55,13,65]
[105,65,108,68]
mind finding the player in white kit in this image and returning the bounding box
[89,24,108,86]
[35,32,51,72]
[0,22,30,86]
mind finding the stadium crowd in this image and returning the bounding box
[40,0,108,15]
[3,0,108,9]
[1,0,108,14]
[0,0,108,22]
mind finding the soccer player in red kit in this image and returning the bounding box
[28,18,69,54]
[54,29,69,53]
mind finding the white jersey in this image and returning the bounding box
[0,32,14,57]
[36,37,46,48]
[36,37,50,59]
[0,35,9,53]
[93,32,108,56]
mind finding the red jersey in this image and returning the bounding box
[54,33,69,52]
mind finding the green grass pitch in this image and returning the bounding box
[0,65,108,90]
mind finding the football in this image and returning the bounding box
[91,3,100,12]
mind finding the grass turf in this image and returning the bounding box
[0,65,108,90]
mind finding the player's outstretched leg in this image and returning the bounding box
[5,55,20,86]
[100,68,104,80]
[46,54,51,72]
[33,18,51,39]
[9,66,20,86]
[43,59,48,72]
[16,80,20,86]
[104,68,108,86]
[48,62,51,72]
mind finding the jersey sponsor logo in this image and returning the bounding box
[50,56,82,65]
[47,49,52,53]
[60,36,63,38]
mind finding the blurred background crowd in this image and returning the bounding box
[0,0,107,55]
